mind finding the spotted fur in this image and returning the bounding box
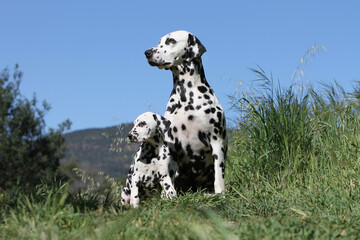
[121,112,177,208]
[145,31,227,193]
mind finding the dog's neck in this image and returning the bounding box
[170,59,210,90]
[140,135,162,155]
[139,134,168,163]
[166,58,215,114]
[145,132,164,147]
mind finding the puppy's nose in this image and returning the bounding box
[144,49,153,59]
[128,133,133,141]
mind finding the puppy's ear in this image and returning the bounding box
[157,116,171,138]
[184,33,206,62]
[152,114,158,122]
[162,119,171,130]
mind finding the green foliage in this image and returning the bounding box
[228,67,360,189]
[349,80,360,110]
[0,65,71,189]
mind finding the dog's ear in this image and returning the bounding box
[184,33,206,62]
[157,115,171,138]
[162,118,171,131]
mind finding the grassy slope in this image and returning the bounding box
[1,77,359,239]
[0,179,359,239]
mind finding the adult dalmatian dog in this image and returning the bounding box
[145,30,227,193]
[121,112,177,208]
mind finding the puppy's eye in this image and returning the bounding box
[137,121,147,127]
[165,38,177,45]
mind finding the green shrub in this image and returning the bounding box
[0,65,71,189]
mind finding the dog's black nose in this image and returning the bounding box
[128,133,133,141]
[144,49,153,58]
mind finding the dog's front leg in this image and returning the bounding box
[210,139,226,193]
[160,174,177,199]
[130,175,140,208]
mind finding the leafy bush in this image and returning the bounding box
[0,65,71,189]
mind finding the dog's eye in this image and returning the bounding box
[165,38,177,45]
[137,121,147,127]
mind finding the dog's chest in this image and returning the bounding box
[165,86,223,151]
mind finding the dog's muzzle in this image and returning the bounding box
[128,132,137,142]
[144,48,171,68]
[144,49,158,66]
[144,49,154,59]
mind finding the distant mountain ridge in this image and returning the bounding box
[61,124,138,177]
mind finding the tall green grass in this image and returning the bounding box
[228,68,360,190]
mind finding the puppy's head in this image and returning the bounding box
[144,30,206,69]
[128,112,158,143]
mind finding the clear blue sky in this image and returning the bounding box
[1,1,359,131]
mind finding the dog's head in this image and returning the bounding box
[128,112,170,143]
[145,30,206,69]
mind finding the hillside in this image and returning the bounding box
[61,124,139,177]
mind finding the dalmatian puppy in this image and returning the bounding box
[145,31,227,193]
[121,112,177,208]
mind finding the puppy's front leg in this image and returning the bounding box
[130,175,140,208]
[160,175,176,199]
